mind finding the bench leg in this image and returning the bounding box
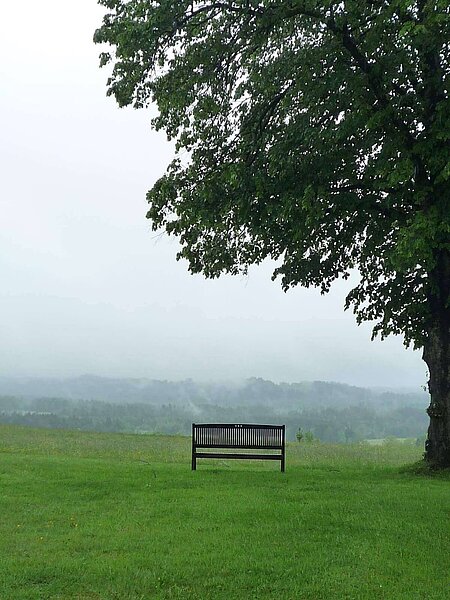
[281,455,285,473]
[191,424,196,470]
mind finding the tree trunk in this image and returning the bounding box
[423,251,450,468]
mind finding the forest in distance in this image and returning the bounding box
[0,376,428,443]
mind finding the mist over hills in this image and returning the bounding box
[0,375,428,413]
[0,374,426,411]
[0,375,429,442]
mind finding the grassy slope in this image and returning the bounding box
[0,425,448,600]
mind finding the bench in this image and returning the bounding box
[191,423,285,472]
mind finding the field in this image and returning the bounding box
[0,425,448,599]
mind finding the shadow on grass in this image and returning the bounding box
[399,460,450,478]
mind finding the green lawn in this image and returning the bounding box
[0,425,448,599]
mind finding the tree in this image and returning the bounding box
[94,1,450,467]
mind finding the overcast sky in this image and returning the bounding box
[0,1,425,388]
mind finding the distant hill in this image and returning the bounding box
[0,375,427,411]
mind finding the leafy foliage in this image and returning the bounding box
[94,1,450,347]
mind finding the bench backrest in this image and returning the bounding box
[192,423,284,449]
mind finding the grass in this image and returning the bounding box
[0,425,449,599]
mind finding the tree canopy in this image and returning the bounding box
[95,1,450,465]
[95,0,449,347]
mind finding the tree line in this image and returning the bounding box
[0,394,427,443]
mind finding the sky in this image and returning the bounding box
[0,1,425,388]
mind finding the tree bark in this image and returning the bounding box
[423,251,450,468]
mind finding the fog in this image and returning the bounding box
[0,1,425,389]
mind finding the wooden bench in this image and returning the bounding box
[191,423,285,472]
